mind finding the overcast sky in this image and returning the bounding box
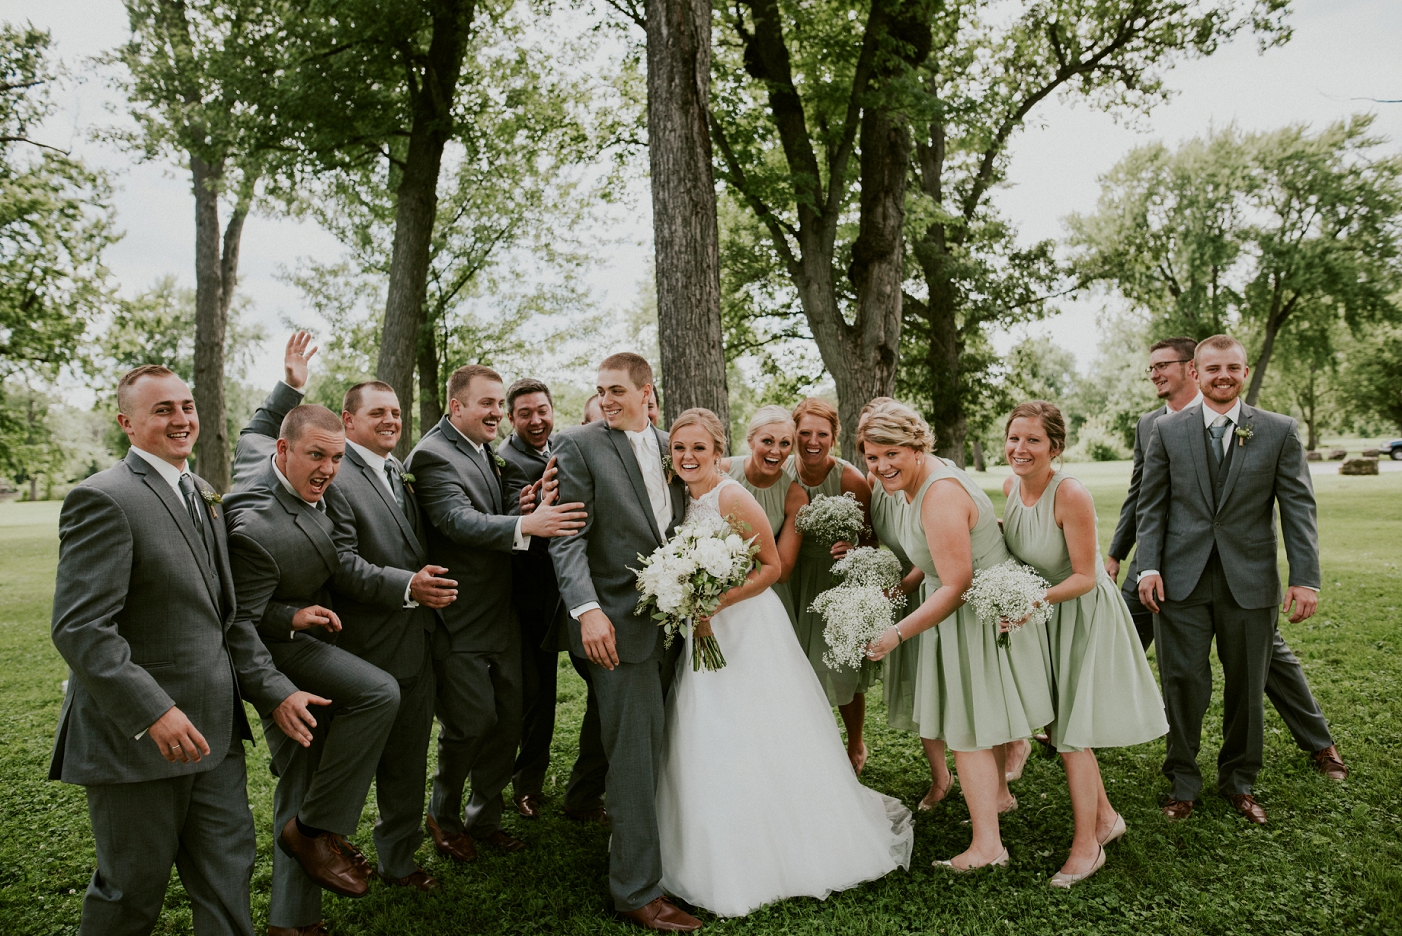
[6,0,1400,393]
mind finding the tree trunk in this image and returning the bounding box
[418,319,442,436]
[190,153,231,491]
[647,0,728,433]
[971,438,986,472]
[376,0,474,458]
[1245,313,1283,407]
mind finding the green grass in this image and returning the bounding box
[2,466,1400,935]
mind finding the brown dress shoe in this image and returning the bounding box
[563,805,610,825]
[278,818,369,899]
[1312,745,1349,780]
[514,793,543,819]
[425,813,477,863]
[268,924,328,936]
[378,868,440,891]
[618,896,702,932]
[1225,793,1268,825]
[480,829,528,853]
[1162,799,1195,821]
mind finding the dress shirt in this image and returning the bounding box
[458,432,530,551]
[343,440,418,609]
[1168,391,1204,414]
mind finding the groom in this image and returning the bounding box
[546,353,698,932]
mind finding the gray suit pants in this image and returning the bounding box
[1156,553,1277,800]
[264,637,400,929]
[81,738,255,936]
[512,647,609,811]
[430,628,524,838]
[373,646,437,879]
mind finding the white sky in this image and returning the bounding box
[6,0,1401,392]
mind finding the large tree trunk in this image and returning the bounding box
[190,153,231,491]
[418,318,443,433]
[647,0,728,433]
[376,0,474,456]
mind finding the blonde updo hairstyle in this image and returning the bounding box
[745,404,796,449]
[856,396,895,456]
[1004,400,1067,457]
[858,400,934,454]
[669,407,728,474]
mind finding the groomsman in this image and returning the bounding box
[409,365,587,861]
[225,402,403,935]
[499,379,610,822]
[1108,337,1346,783]
[49,365,323,936]
[582,395,604,425]
[1137,335,1324,826]
[236,334,460,893]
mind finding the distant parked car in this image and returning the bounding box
[1381,439,1402,460]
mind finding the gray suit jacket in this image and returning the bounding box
[49,450,295,786]
[1108,405,1167,586]
[547,421,687,664]
[499,432,564,649]
[1136,402,1321,608]
[407,416,520,653]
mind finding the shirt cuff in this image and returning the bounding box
[514,518,530,551]
[278,379,306,398]
[135,729,147,740]
[1297,585,1320,593]
[1137,570,1160,583]
[570,601,601,620]
[403,580,418,608]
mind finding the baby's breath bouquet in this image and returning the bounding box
[633,514,760,672]
[961,559,1052,649]
[810,547,908,671]
[794,491,868,547]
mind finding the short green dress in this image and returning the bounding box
[788,457,877,706]
[1003,472,1168,752]
[869,483,924,732]
[726,458,797,625]
[898,459,1055,752]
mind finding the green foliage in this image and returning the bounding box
[1338,325,1402,434]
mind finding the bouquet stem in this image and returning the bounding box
[692,634,727,672]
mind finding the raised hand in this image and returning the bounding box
[520,499,587,538]
[272,691,333,747]
[148,705,211,764]
[283,331,319,391]
[410,565,458,608]
[518,479,539,515]
[540,457,559,506]
[291,604,341,633]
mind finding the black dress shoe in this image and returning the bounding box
[480,829,527,853]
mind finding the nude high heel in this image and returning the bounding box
[934,848,1010,872]
[1098,812,1126,846]
[1049,846,1105,889]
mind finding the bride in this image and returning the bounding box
[655,408,913,918]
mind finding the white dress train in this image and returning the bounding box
[656,478,913,917]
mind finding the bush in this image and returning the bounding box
[1066,418,1130,462]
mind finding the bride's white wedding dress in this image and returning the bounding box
[656,478,914,917]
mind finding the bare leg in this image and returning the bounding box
[838,693,867,773]
[947,750,1005,868]
[992,743,1015,812]
[1060,749,1114,874]
[919,737,953,807]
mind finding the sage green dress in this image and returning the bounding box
[898,459,1055,751]
[869,483,925,732]
[1002,473,1168,752]
[726,458,797,624]
[788,456,877,706]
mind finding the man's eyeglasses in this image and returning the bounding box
[1146,359,1192,375]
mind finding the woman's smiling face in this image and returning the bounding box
[671,424,720,482]
[1004,415,1057,477]
[864,441,923,494]
[795,414,835,467]
[748,423,793,477]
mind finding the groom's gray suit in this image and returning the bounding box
[50,449,297,936]
[1136,401,1320,800]
[548,420,687,912]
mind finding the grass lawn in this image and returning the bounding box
[2,463,1400,935]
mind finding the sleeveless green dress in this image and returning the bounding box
[869,483,924,732]
[788,456,877,706]
[897,459,1055,751]
[726,458,797,625]
[1002,472,1168,752]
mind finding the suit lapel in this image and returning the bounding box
[277,486,340,576]
[127,454,223,611]
[348,447,423,559]
[1216,404,1253,512]
[443,418,503,513]
[1184,404,1216,509]
[608,428,663,545]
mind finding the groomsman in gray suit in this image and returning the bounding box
[545,353,700,932]
[1137,335,1324,826]
[50,365,325,936]
[499,378,609,823]
[408,365,587,862]
[235,333,460,893]
[225,403,404,935]
[1108,336,1346,782]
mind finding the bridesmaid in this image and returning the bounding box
[856,400,952,811]
[863,401,1054,871]
[719,406,808,623]
[789,397,876,773]
[1001,401,1168,888]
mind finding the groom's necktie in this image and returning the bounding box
[1208,415,1231,467]
[178,473,214,566]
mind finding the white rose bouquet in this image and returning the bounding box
[633,514,761,672]
[810,547,907,671]
[961,559,1052,649]
[794,491,868,547]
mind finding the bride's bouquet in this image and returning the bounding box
[794,491,867,547]
[961,559,1053,648]
[810,547,907,671]
[633,514,760,672]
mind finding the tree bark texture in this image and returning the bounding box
[647,0,728,434]
[376,0,474,458]
[418,318,443,432]
[190,153,231,491]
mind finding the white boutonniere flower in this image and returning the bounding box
[200,488,222,518]
[1236,425,1254,447]
[660,453,674,480]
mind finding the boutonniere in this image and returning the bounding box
[401,472,416,486]
[1236,425,1254,447]
[200,488,222,518]
[660,453,674,480]
[494,453,507,469]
